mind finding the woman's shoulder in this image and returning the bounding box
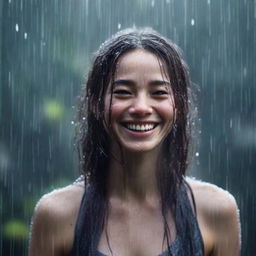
[185,177,241,255]
[34,182,84,219]
[29,182,84,256]
[185,177,238,215]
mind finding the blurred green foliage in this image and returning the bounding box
[1,0,255,255]
[43,99,65,121]
[3,220,29,240]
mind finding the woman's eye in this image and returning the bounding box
[152,90,169,95]
[113,90,131,95]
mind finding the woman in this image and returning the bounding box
[29,28,241,256]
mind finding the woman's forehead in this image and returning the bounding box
[113,49,169,81]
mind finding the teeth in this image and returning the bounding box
[126,123,155,132]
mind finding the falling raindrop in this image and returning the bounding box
[243,67,247,77]
[1,1,254,255]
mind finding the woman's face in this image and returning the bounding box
[104,49,175,153]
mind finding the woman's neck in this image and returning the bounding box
[107,148,161,203]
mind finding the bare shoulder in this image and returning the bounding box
[35,182,84,216]
[185,177,238,216]
[186,177,241,256]
[31,182,84,231]
[29,182,84,256]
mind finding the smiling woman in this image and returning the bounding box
[28,28,241,256]
[104,49,175,153]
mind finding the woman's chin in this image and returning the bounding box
[117,141,161,154]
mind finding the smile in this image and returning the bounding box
[121,123,158,132]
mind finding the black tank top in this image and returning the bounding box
[72,176,204,256]
[95,196,204,256]
[96,235,181,256]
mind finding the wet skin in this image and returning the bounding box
[29,50,241,256]
[28,179,240,256]
[104,49,175,154]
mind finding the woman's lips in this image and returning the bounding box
[122,123,158,132]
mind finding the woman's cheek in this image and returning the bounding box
[110,104,124,125]
[104,98,124,126]
[158,100,175,118]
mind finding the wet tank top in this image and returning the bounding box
[72,176,204,256]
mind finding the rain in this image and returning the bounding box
[0,0,255,255]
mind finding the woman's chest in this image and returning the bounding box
[97,206,176,256]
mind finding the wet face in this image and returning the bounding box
[104,49,175,153]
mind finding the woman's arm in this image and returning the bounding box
[187,178,241,256]
[211,192,241,256]
[29,196,64,256]
[29,185,84,256]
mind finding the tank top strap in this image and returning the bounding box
[172,182,204,256]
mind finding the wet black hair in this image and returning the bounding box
[72,28,204,256]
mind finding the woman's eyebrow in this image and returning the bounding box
[112,79,170,87]
[112,79,135,87]
[149,80,170,87]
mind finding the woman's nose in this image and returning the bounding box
[128,95,153,116]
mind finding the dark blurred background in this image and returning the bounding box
[0,0,255,255]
